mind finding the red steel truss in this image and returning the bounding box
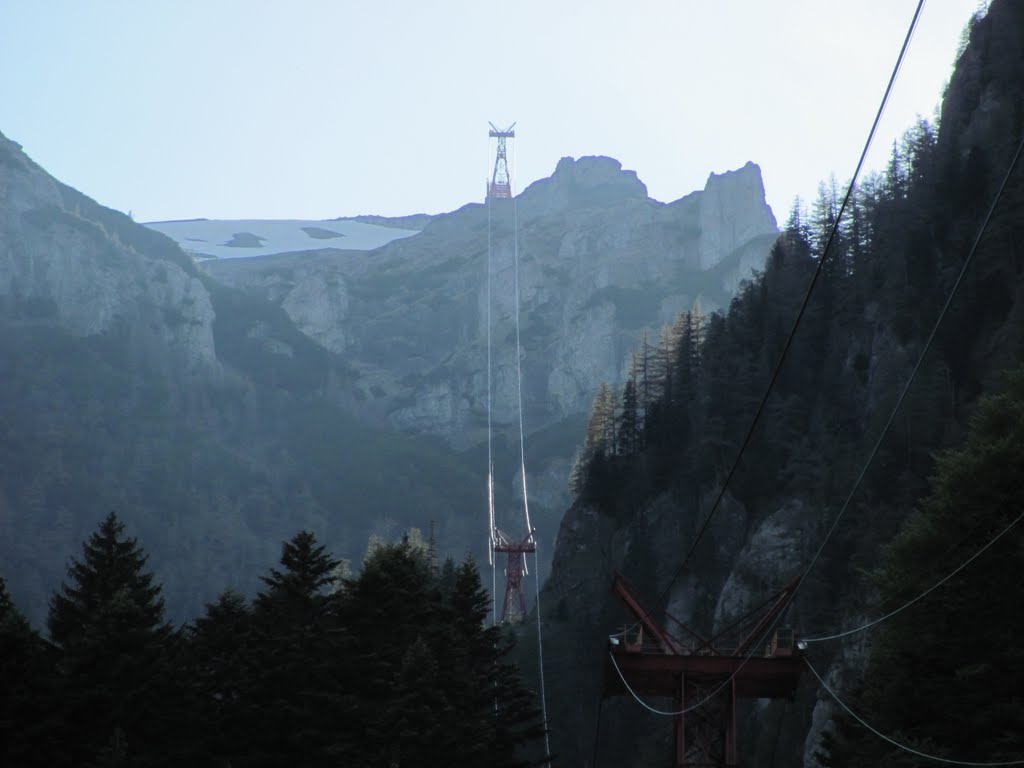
[488,122,515,199]
[604,571,803,767]
[493,527,535,623]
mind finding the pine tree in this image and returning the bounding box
[617,374,641,456]
[248,531,350,768]
[46,512,172,768]
[446,558,547,768]
[0,576,58,767]
[341,539,440,765]
[254,529,340,621]
[570,382,617,497]
[184,590,255,765]
[821,368,1024,767]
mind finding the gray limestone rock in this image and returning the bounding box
[0,131,216,367]
[198,156,780,452]
[713,499,807,635]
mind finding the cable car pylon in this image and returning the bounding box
[492,526,536,624]
[484,119,537,625]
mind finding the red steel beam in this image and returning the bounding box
[611,570,683,655]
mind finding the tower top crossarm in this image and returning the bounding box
[489,121,516,138]
[487,121,516,199]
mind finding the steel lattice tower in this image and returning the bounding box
[493,527,535,623]
[488,122,515,199]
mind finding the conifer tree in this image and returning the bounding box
[617,374,641,456]
[46,512,172,768]
[254,529,340,620]
[0,576,57,767]
[249,531,349,768]
[184,590,255,765]
[820,368,1024,767]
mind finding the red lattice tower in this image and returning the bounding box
[488,122,516,199]
[493,527,535,623]
[604,572,804,767]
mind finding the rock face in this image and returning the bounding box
[0,132,216,368]
[697,161,778,270]
[198,155,780,532]
[200,156,779,444]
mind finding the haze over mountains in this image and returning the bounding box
[0,131,778,624]
[3,3,1024,766]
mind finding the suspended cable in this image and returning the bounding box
[533,547,551,765]
[591,697,604,768]
[487,166,497,623]
[803,508,1024,643]
[659,0,927,606]
[608,652,688,716]
[604,114,1024,720]
[487,192,496,549]
[512,144,532,535]
[804,657,1024,766]
[791,119,1024,603]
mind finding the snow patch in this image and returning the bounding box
[143,218,420,259]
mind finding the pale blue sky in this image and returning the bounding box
[0,1,986,223]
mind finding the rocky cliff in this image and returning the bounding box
[0,125,779,625]
[527,2,1024,766]
[201,156,777,442]
[0,134,216,367]
[199,157,779,534]
[0,131,495,624]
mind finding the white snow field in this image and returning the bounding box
[143,218,421,260]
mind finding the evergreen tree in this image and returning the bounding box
[248,531,350,767]
[821,368,1024,767]
[254,529,340,620]
[0,576,58,767]
[617,374,641,456]
[183,589,255,765]
[570,382,618,498]
[46,512,173,768]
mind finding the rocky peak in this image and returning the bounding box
[694,160,778,269]
[518,155,649,216]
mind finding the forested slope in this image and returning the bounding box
[531,2,1024,765]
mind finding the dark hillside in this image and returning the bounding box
[529,1,1024,765]
[0,131,500,624]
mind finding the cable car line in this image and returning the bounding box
[658,0,927,607]
[805,657,1024,766]
[608,113,1024,721]
[802,508,1024,644]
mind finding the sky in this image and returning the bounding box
[0,1,989,224]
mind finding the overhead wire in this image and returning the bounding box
[606,0,1024,722]
[533,547,552,764]
[512,136,533,535]
[487,144,497,625]
[658,0,927,607]
[804,657,1024,766]
[802,508,1024,643]
[790,117,1024,607]
[487,126,551,761]
[513,130,551,765]
[591,697,605,768]
[604,111,1024,722]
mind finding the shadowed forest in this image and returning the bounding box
[0,518,547,767]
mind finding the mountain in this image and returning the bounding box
[0,126,778,628]
[194,156,779,528]
[196,157,777,438]
[526,2,1024,766]
[0,131,483,624]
